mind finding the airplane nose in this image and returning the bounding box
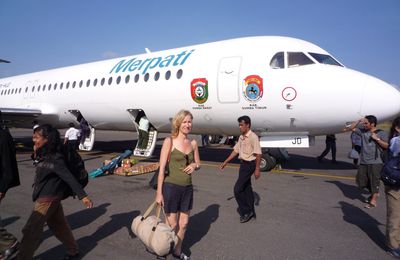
[360,77,400,121]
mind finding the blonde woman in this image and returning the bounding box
[156,110,200,260]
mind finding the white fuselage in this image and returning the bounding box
[1,36,399,147]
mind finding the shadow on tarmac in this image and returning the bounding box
[1,216,20,227]
[184,204,220,257]
[282,154,355,170]
[338,201,386,250]
[326,181,368,203]
[36,204,140,259]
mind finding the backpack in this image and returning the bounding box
[381,155,400,187]
[61,145,89,193]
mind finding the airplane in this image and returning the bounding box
[1,36,400,171]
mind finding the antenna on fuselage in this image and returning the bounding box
[0,59,10,63]
[145,48,151,54]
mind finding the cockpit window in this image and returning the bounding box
[288,52,314,67]
[308,52,343,66]
[270,52,284,69]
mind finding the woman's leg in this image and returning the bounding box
[18,202,53,260]
[174,211,190,256]
[46,202,79,256]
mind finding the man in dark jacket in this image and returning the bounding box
[0,127,20,259]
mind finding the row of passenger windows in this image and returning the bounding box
[0,69,183,96]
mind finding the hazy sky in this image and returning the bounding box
[1,0,399,86]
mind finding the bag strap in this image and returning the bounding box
[142,201,157,219]
[166,136,173,163]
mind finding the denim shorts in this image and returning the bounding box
[162,182,193,214]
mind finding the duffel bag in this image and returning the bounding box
[131,201,178,256]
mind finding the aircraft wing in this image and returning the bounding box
[0,107,42,126]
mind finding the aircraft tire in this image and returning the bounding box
[268,148,290,163]
[260,153,277,172]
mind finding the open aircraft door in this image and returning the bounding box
[217,56,242,103]
[67,110,95,151]
[127,109,158,157]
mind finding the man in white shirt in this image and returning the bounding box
[138,116,150,150]
[64,123,80,151]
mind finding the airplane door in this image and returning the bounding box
[217,57,242,103]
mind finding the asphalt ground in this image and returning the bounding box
[1,129,394,260]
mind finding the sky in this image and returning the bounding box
[0,0,399,86]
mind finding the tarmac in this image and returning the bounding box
[1,129,394,260]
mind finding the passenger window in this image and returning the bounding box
[270,52,285,69]
[48,84,52,91]
[59,83,63,90]
[154,72,160,81]
[66,82,70,89]
[144,73,149,82]
[101,78,105,86]
[288,52,314,67]
[177,69,183,79]
[32,86,35,92]
[108,77,113,85]
[86,79,90,87]
[38,85,41,92]
[165,71,171,80]
[134,74,139,83]
[125,75,130,84]
[25,87,28,93]
[79,80,83,88]
[72,81,76,88]
[19,88,22,94]
[116,76,121,84]
[54,83,57,90]
[93,79,98,86]
[11,89,14,94]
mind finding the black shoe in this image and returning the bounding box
[240,212,254,223]
[63,253,80,260]
[1,241,19,260]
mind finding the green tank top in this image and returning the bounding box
[164,148,194,186]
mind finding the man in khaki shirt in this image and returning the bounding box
[220,115,261,223]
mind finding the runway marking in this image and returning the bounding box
[201,162,355,181]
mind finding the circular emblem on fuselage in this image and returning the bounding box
[243,75,263,102]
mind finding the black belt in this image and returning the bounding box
[240,160,255,164]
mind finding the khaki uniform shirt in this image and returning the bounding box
[233,130,262,161]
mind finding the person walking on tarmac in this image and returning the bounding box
[155,110,201,260]
[346,115,388,209]
[17,124,93,260]
[220,115,261,223]
[384,117,400,258]
[0,127,20,260]
[64,123,80,151]
[317,134,337,163]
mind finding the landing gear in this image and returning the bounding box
[260,154,276,172]
[260,148,289,172]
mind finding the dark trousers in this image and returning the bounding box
[18,201,78,260]
[0,216,17,253]
[319,141,336,160]
[234,160,256,216]
[67,140,78,151]
[138,129,149,149]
